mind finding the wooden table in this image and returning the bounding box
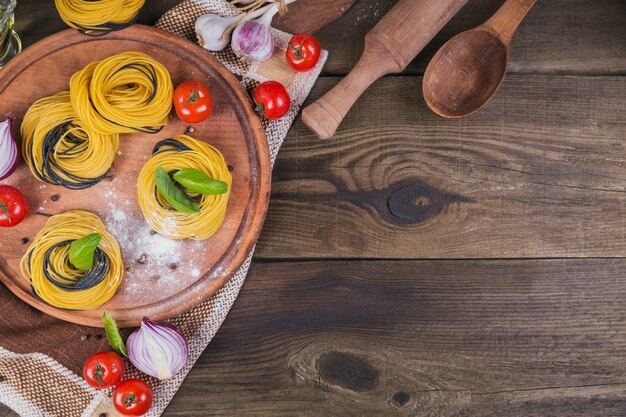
[2,1,626,415]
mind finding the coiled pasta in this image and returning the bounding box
[137,134,232,240]
[55,0,145,35]
[21,91,120,189]
[70,51,173,134]
[20,210,124,310]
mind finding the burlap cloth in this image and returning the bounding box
[0,1,327,416]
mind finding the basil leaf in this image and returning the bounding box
[155,165,200,214]
[69,233,101,270]
[173,168,229,195]
[103,311,127,357]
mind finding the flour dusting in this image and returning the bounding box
[99,176,207,298]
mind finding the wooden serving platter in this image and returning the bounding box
[0,25,271,328]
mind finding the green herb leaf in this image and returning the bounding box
[155,165,200,213]
[103,311,127,357]
[173,168,229,195]
[69,233,101,270]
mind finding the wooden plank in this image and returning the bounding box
[14,1,178,48]
[154,259,626,416]
[316,0,626,75]
[12,0,626,75]
[0,406,14,416]
[3,258,626,416]
[256,75,626,259]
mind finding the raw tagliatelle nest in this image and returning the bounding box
[137,134,233,240]
[20,210,124,310]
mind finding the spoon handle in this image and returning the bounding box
[484,0,537,45]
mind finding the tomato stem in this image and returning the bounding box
[186,87,200,104]
[94,362,104,386]
[123,393,138,408]
[288,42,303,60]
[0,201,10,224]
[255,103,265,117]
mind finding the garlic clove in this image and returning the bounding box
[231,19,275,62]
[195,14,235,52]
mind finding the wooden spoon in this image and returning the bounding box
[422,0,537,118]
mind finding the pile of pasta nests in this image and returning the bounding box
[19,51,232,311]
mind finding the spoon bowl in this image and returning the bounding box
[423,29,508,118]
[422,0,537,119]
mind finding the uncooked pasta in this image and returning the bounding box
[137,134,232,240]
[20,91,120,189]
[20,210,124,310]
[55,0,145,35]
[70,51,173,134]
[21,51,173,189]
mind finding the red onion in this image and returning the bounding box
[0,118,17,180]
[127,317,188,380]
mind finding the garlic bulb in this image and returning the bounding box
[231,6,276,62]
[195,14,236,52]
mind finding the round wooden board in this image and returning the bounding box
[0,25,271,328]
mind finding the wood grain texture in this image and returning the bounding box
[1,1,625,417]
[0,26,271,327]
[423,0,537,118]
[11,0,626,76]
[14,0,354,50]
[154,259,626,416]
[302,0,469,139]
[272,0,358,34]
[3,258,626,416]
[314,0,626,75]
[257,75,626,259]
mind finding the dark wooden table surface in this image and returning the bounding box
[2,1,626,416]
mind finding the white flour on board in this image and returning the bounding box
[100,181,207,297]
[31,172,209,298]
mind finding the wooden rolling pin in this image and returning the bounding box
[302,0,469,139]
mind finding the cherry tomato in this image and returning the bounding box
[252,81,290,120]
[0,185,28,228]
[113,379,153,416]
[286,33,321,72]
[83,351,125,389]
[173,81,213,124]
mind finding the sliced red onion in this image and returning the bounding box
[0,118,17,180]
[127,317,189,380]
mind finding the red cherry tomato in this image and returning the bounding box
[0,185,28,228]
[252,81,290,120]
[173,81,213,124]
[83,351,125,389]
[113,379,153,416]
[286,33,321,72]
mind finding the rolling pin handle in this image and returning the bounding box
[302,37,400,140]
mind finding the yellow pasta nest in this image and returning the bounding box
[70,51,173,134]
[21,91,120,189]
[20,210,124,310]
[21,51,173,189]
[55,0,145,35]
[137,134,232,240]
